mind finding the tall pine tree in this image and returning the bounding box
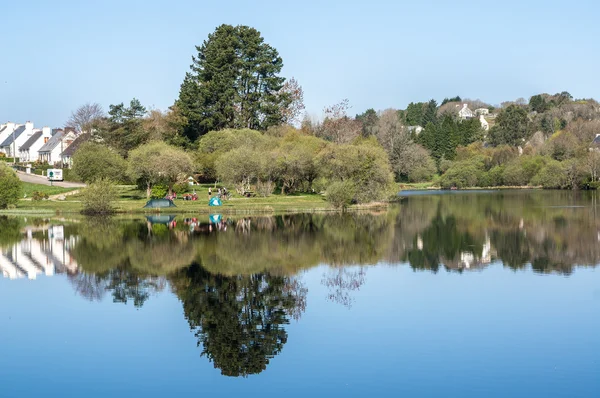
[176,24,290,141]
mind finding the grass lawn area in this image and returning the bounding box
[11,184,357,215]
[21,182,79,198]
[398,181,439,190]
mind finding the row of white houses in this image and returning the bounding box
[0,226,78,280]
[0,121,85,166]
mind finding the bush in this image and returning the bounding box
[326,181,356,210]
[531,160,567,188]
[440,159,484,189]
[80,179,118,215]
[0,164,22,209]
[32,191,49,201]
[151,184,168,198]
[72,142,128,183]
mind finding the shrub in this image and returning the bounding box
[0,164,22,209]
[32,191,49,201]
[72,142,128,183]
[151,184,168,198]
[80,179,118,215]
[531,160,567,189]
[440,158,485,189]
[326,181,356,210]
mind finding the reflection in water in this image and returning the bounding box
[3,190,600,376]
[170,263,306,377]
[0,220,78,280]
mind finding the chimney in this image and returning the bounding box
[42,126,51,138]
[25,121,33,132]
[6,122,15,131]
[463,104,468,109]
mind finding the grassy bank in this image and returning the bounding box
[21,182,79,197]
[7,183,389,215]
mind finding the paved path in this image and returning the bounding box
[16,171,86,188]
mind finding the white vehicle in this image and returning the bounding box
[47,168,64,182]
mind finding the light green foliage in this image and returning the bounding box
[440,158,485,189]
[215,147,262,192]
[272,133,325,193]
[177,24,289,140]
[128,141,194,198]
[317,137,394,203]
[502,156,547,186]
[72,142,128,183]
[326,180,356,210]
[531,160,568,188]
[196,129,269,180]
[80,179,118,215]
[0,164,22,209]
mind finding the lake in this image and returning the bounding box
[1,190,599,397]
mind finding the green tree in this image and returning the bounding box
[488,105,529,146]
[98,98,148,155]
[128,142,194,198]
[529,94,548,113]
[80,179,118,215]
[72,142,128,183]
[422,99,438,126]
[356,108,378,137]
[0,164,21,209]
[176,24,289,140]
[405,102,425,126]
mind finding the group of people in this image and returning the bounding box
[208,187,230,200]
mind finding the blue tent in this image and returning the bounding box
[209,214,222,224]
[143,199,176,208]
[209,197,222,206]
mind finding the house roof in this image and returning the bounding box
[61,133,90,157]
[0,126,6,134]
[38,130,65,152]
[0,125,26,147]
[19,131,43,151]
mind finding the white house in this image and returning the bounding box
[479,115,489,131]
[60,133,90,168]
[458,104,475,120]
[475,108,490,116]
[38,129,76,165]
[0,122,20,152]
[0,122,36,156]
[19,126,51,162]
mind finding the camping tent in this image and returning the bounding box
[143,199,177,208]
[209,197,222,206]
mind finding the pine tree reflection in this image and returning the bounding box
[170,263,307,377]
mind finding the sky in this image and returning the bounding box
[1,0,599,128]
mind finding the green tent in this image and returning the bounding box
[143,199,177,208]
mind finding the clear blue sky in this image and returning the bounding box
[1,0,599,128]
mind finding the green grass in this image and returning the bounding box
[398,181,439,190]
[21,182,79,198]
[9,184,389,215]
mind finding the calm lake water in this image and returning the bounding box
[1,190,599,397]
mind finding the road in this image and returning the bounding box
[16,171,86,188]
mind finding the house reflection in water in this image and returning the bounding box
[0,225,78,280]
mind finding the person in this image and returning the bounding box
[208,187,212,198]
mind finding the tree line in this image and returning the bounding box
[59,23,600,204]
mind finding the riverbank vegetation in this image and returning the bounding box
[24,24,598,216]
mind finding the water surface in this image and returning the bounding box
[1,190,599,397]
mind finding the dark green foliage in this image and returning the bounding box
[422,99,438,126]
[355,108,378,137]
[0,217,22,247]
[488,105,529,146]
[417,115,483,165]
[441,96,462,106]
[177,24,289,140]
[172,263,301,377]
[98,98,148,155]
[405,102,426,126]
[0,164,22,209]
[529,94,548,113]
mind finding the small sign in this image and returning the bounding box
[47,169,63,181]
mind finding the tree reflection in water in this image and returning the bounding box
[170,263,307,377]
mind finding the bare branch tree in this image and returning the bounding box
[66,102,105,133]
[279,77,305,126]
